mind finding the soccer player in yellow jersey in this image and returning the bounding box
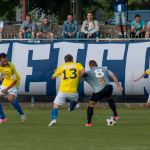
[48,54,85,126]
[0,53,26,124]
[134,68,150,107]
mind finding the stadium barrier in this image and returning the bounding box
[1,32,116,39]
[0,39,150,101]
[1,32,149,40]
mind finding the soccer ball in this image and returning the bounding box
[106,116,116,126]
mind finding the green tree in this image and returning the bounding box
[82,0,102,16]
[0,0,149,22]
[0,0,19,20]
[28,0,70,24]
[128,0,150,10]
[88,0,150,21]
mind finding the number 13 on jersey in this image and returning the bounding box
[62,68,77,80]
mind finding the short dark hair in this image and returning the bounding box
[87,11,93,15]
[135,14,140,18]
[0,53,7,59]
[67,14,73,17]
[26,14,31,17]
[89,60,98,67]
[43,17,48,20]
[64,54,73,62]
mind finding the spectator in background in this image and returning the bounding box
[62,14,78,39]
[19,14,35,39]
[145,21,150,38]
[130,14,145,38]
[0,20,3,39]
[80,12,99,39]
[36,17,53,39]
[112,0,127,38]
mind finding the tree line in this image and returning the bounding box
[0,0,149,22]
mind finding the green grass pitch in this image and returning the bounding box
[0,107,150,150]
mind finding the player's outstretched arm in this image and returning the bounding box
[134,73,145,82]
[51,69,60,80]
[109,73,123,92]
[52,74,57,80]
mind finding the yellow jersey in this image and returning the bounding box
[52,62,84,93]
[0,62,20,88]
[145,69,150,75]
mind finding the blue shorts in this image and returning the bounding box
[115,11,127,26]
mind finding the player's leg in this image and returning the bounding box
[48,92,66,126]
[49,103,60,126]
[68,101,78,111]
[7,94,26,123]
[0,102,6,119]
[107,98,118,119]
[105,85,119,120]
[85,89,106,126]
[8,95,24,115]
[0,101,8,123]
[85,100,96,127]
[67,93,79,111]
[0,87,8,123]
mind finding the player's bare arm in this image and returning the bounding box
[52,73,57,80]
[109,73,123,91]
[51,69,59,80]
[134,73,145,82]
[0,76,3,82]
[79,69,86,78]
[2,80,17,94]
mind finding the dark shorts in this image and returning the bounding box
[90,85,113,103]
